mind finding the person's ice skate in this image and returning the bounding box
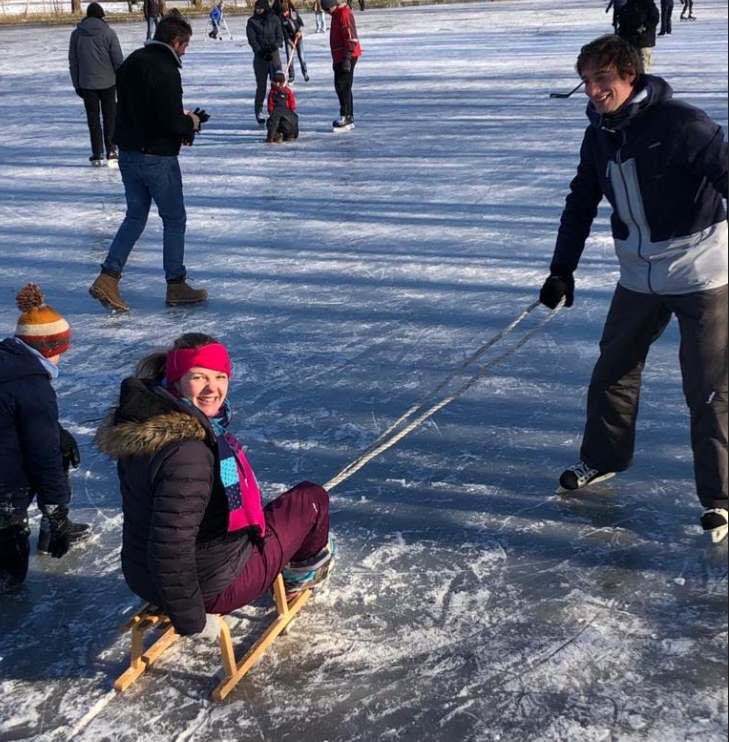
[701,509,728,544]
[333,115,355,133]
[282,539,336,597]
[556,461,616,494]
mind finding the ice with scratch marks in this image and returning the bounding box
[0,1,727,741]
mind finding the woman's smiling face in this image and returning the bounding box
[177,366,230,418]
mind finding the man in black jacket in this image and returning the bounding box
[247,0,284,125]
[1,285,90,585]
[89,13,208,313]
[539,36,728,543]
[615,0,660,72]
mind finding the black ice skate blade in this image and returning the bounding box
[555,472,616,495]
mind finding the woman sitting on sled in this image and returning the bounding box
[96,333,334,636]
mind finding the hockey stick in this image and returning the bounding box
[284,36,300,78]
[549,81,585,99]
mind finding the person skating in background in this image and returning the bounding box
[0,285,91,586]
[209,0,224,39]
[277,0,309,83]
[143,0,164,41]
[659,0,674,35]
[266,70,298,142]
[680,0,695,20]
[247,0,284,125]
[322,0,361,131]
[313,0,328,33]
[68,2,123,168]
[95,333,334,636]
[88,13,208,313]
[539,35,729,544]
[614,0,659,73]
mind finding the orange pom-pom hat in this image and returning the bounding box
[14,284,71,359]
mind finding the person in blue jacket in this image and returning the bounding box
[209,1,224,39]
[0,285,91,585]
[539,35,728,543]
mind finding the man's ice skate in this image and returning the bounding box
[701,509,728,544]
[256,111,266,126]
[282,539,335,597]
[556,461,616,494]
[38,516,92,554]
[333,115,355,133]
[89,154,104,168]
[107,150,119,169]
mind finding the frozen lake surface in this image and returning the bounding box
[0,1,727,740]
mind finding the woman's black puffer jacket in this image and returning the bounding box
[96,378,252,635]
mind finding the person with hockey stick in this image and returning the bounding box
[613,0,660,73]
[68,2,123,168]
[88,12,209,313]
[276,0,310,83]
[0,285,91,586]
[247,0,284,126]
[539,35,728,544]
[95,333,334,637]
[266,70,298,143]
[322,0,361,131]
[209,1,224,39]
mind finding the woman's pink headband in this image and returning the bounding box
[165,343,232,385]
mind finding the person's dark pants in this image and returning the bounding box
[267,108,299,140]
[333,56,358,119]
[103,150,187,281]
[253,51,282,114]
[581,284,729,510]
[681,0,693,16]
[660,0,674,32]
[81,86,117,157]
[204,482,330,614]
[285,38,308,81]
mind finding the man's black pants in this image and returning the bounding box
[661,0,674,33]
[333,56,358,119]
[581,284,728,510]
[81,86,117,157]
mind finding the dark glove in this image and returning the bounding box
[182,131,196,146]
[539,267,575,309]
[75,87,84,98]
[192,107,210,124]
[59,425,81,470]
[341,54,352,73]
[40,505,72,559]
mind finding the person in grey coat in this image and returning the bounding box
[69,2,123,165]
[540,36,728,544]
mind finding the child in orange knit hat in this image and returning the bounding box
[0,285,90,585]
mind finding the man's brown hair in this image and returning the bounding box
[576,35,641,79]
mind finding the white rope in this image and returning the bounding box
[324,300,564,492]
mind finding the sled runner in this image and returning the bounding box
[115,574,311,701]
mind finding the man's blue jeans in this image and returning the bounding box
[103,150,187,281]
[146,16,159,41]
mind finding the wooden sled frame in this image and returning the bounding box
[114,575,312,701]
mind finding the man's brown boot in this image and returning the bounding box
[166,279,208,307]
[89,271,129,312]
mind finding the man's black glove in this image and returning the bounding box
[192,107,210,124]
[40,505,72,559]
[539,267,575,309]
[341,54,352,73]
[59,425,81,470]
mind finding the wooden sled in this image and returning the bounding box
[114,574,311,701]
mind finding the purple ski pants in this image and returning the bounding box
[204,481,330,614]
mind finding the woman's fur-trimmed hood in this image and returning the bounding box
[95,377,210,460]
